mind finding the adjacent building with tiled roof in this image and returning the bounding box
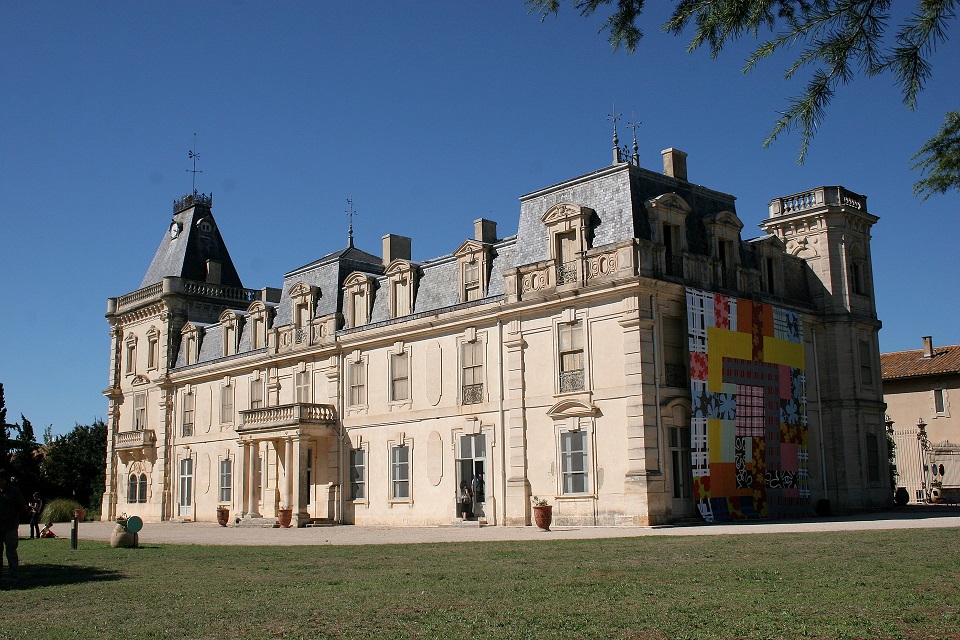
[882,336,960,503]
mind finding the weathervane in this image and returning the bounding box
[187,133,202,195]
[346,198,356,248]
[607,105,622,163]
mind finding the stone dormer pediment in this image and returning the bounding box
[219,309,241,324]
[454,239,489,257]
[750,234,786,252]
[646,193,692,217]
[343,271,375,288]
[712,210,744,231]
[385,259,418,277]
[541,202,594,226]
[289,281,319,300]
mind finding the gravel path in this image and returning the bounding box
[24,506,959,547]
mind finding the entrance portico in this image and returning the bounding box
[237,402,340,527]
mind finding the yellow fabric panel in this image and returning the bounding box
[707,326,752,392]
[762,336,805,368]
[708,419,723,463]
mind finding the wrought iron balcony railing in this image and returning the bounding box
[559,369,584,393]
[556,260,579,285]
[462,383,484,405]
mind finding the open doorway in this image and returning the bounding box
[456,433,487,519]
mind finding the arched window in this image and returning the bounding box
[138,474,148,503]
[128,474,138,503]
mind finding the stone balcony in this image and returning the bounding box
[115,429,156,451]
[109,276,264,315]
[768,186,868,218]
[238,402,338,438]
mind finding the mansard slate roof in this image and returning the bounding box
[882,344,960,380]
[140,196,244,289]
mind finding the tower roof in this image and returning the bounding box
[139,193,244,289]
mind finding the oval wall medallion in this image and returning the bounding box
[427,431,443,486]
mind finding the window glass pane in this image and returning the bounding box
[138,474,147,503]
[392,353,409,401]
[474,434,486,459]
[128,475,137,503]
[935,389,945,413]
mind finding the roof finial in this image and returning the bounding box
[607,105,622,164]
[628,114,641,166]
[186,133,202,195]
[346,198,356,248]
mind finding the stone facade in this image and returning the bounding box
[101,151,890,527]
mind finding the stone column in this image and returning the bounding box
[284,436,294,508]
[292,435,310,527]
[247,439,261,517]
[239,440,250,517]
[503,322,530,526]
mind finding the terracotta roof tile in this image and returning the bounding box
[881,343,960,380]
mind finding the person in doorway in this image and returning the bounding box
[28,492,42,539]
[471,472,485,504]
[459,481,473,521]
[0,468,28,587]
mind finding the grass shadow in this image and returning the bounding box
[9,563,125,589]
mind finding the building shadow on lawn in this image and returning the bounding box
[11,564,125,589]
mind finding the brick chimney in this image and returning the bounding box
[661,148,688,182]
[922,336,935,358]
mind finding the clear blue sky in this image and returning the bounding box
[2,2,958,435]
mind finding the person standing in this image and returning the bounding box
[0,468,28,587]
[28,492,42,539]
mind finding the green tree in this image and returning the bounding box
[0,383,9,466]
[42,419,108,509]
[528,0,959,198]
[10,415,42,497]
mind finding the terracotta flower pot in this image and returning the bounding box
[73,509,86,521]
[533,505,553,531]
[278,508,293,528]
[216,508,230,527]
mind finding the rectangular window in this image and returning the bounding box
[125,341,136,375]
[859,340,873,387]
[295,370,310,403]
[133,392,147,430]
[391,352,410,401]
[182,392,194,437]
[221,385,233,424]
[560,430,589,494]
[184,336,195,365]
[219,459,232,502]
[934,388,946,415]
[851,261,864,295]
[461,341,484,404]
[251,318,263,350]
[128,474,138,504]
[249,379,263,410]
[224,326,236,356]
[463,260,481,301]
[147,336,159,370]
[558,322,584,392]
[350,448,366,500]
[391,444,410,500]
[350,361,366,406]
[866,433,880,482]
[179,458,193,512]
[351,291,366,327]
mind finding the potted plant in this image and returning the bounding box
[73,508,87,521]
[277,505,293,528]
[531,496,552,531]
[216,505,230,527]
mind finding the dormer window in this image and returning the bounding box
[385,260,417,319]
[343,272,374,328]
[246,301,272,351]
[541,203,593,287]
[646,193,692,279]
[219,310,241,357]
[289,282,318,344]
[180,324,202,366]
[455,239,491,303]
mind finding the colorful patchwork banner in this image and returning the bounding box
[687,287,810,522]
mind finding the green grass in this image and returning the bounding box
[3,528,959,639]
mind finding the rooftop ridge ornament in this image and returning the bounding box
[346,197,356,248]
[607,105,622,164]
[628,115,641,166]
[186,133,202,195]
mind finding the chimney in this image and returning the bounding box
[474,218,497,243]
[206,259,222,284]
[382,234,412,266]
[661,148,688,182]
[922,336,935,358]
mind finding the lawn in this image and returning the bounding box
[2,528,958,639]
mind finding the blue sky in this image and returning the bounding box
[2,2,958,435]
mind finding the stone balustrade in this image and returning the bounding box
[769,186,867,217]
[238,403,337,432]
[112,277,261,314]
[115,429,156,450]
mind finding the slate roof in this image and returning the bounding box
[881,344,960,380]
[140,200,243,289]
